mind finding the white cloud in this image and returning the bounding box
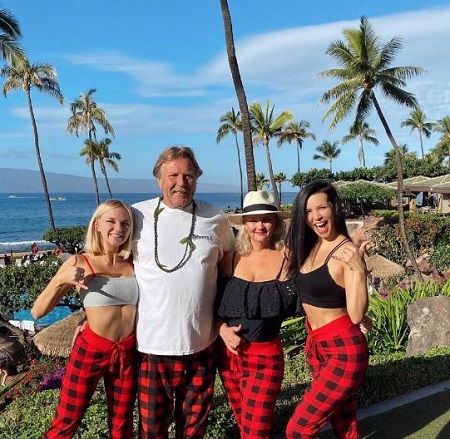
[5,5,450,180]
[63,51,210,98]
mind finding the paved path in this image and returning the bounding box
[274,379,450,438]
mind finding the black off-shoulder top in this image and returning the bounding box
[215,275,299,342]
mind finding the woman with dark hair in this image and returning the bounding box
[285,180,369,439]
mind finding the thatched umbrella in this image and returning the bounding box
[33,310,86,358]
[365,254,405,279]
[0,334,26,385]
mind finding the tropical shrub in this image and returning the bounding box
[369,224,406,265]
[370,211,450,270]
[430,242,450,274]
[0,356,66,408]
[279,316,307,358]
[0,260,80,315]
[367,279,450,354]
[406,213,450,251]
[43,225,87,253]
[371,209,399,224]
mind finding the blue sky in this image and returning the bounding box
[1,0,450,192]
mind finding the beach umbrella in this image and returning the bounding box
[365,254,405,279]
[32,310,86,358]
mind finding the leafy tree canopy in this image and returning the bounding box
[0,260,80,315]
[291,168,333,187]
[336,182,396,201]
[43,226,87,253]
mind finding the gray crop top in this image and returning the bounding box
[78,254,139,308]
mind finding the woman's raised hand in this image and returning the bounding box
[62,257,88,290]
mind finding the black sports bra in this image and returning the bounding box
[293,239,349,308]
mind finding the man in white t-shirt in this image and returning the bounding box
[132,146,235,438]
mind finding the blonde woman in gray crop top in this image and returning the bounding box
[31,200,139,439]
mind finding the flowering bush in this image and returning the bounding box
[1,356,66,407]
[39,366,65,391]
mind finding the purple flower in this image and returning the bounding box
[39,366,65,391]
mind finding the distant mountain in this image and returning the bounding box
[0,168,238,193]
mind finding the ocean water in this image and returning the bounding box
[0,192,299,254]
[1,191,299,325]
[14,306,73,327]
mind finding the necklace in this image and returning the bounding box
[153,197,197,272]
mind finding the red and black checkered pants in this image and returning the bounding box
[216,337,284,439]
[286,314,369,439]
[138,343,215,439]
[43,324,137,439]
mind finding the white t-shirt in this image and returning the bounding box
[132,198,235,355]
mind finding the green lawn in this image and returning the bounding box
[319,389,450,439]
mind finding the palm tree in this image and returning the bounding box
[277,120,316,174]
[67,88,115,205]
[255,173,269,190]
[0,7,23,63]
[341,122,379,168]
[250,100,293,208]
[1,56,64,231]
[219,0,256,191]
[313,140,341,173]
[81,138,121,198]
[427,143,448,166]
[217,108,244,209]
[319,16,425,280]
[383,143,410,166]
[401,107,435,159]
[432,116,450,168]
[274,172,287,204]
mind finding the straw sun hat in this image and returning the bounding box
[227,190,290,225]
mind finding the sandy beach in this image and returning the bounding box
[1,251,49,265]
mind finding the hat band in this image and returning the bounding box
[242,204,278,213]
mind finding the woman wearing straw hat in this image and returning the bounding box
[285,180,370,439]
[215,190,299,439]
[32,199,138,439]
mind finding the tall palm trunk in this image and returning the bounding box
[26,89,56,230]
[100,160,113,198]
[88,130,100,205]
[220,0,256,191]
[372,94,423,281]
[296,142,301,174]
[359,136,366,168]
[263,138,280,208]
[419,131,424,159]
[233,133,244,209]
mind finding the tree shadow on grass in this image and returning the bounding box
[319,390,450,439]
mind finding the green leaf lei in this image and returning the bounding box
[153,197,197,272]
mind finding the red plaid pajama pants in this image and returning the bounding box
[43,324,137,439]
[216,337,285,439]
[137,343,215,439]
[286,314,368,439]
